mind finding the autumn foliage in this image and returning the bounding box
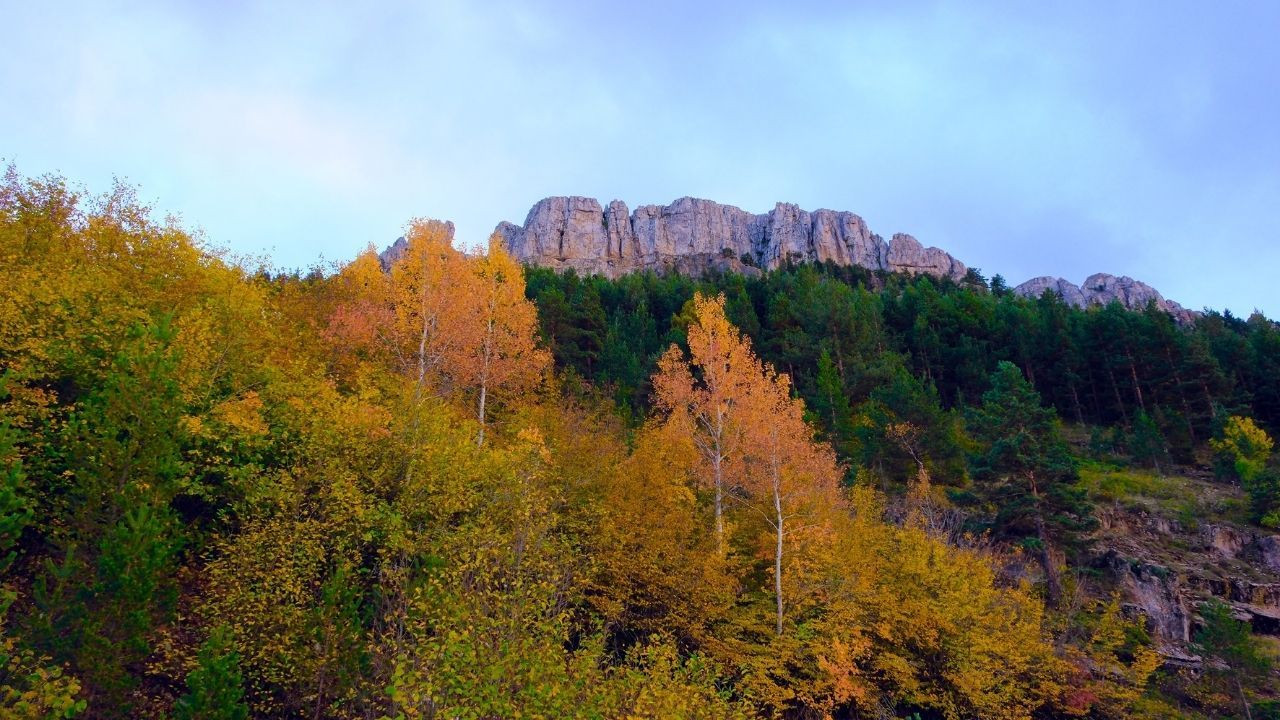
[0,168,1173,719]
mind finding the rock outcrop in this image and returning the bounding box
[493,196,968,282]
[379,195,1199,323]
[1013,273,1196,322]
[1094,499,1280,663]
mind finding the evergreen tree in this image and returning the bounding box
[29,318,186,708]
[173,626,249,720]
[1194,599,1270,720]
[0,420,31,575]
[810,349,854,450]
[966,362,1096,607]
[858,366,967,488]
[1129,410,1170,475]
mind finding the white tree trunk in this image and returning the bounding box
[774,479,784,637]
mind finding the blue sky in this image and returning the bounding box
[3,1,1278,315]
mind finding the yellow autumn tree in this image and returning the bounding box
[449,236,549,445]
[652,293,759,552]
[1211,415,1273,483]
[740,362,843,637]
[385,219,474,399]
[323,245,395,379]
[329,226,547,446]
[587,419,736,646]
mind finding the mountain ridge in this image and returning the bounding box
[491,195,970,283]
[391,195,1196,320]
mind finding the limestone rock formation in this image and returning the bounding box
[885,233,968,280]
[493,196,967,282]
[1013,273,1196,322]
[1013,276,1089,308]
[1094,500,1280,663]
[384,195,1198,324]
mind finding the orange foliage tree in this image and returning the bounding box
[327,222,547,445]
[452,237,549,445]
[740,365,843,636]
[652,293,759,553]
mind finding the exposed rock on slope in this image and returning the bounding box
[1014,273,1196,322]
[1088,472,1280,663]
[1013,276,1089,308]
[376,196,1193,321]
[493,196,968,282]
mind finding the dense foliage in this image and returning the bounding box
[525,262,1280,476]
[1,168,1276,718]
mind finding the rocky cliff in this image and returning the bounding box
[492,196,968,282]
[1013,274,1196,323]
[491,196,1192,320]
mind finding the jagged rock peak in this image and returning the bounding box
[493,196,967,282]
[1012,274,1195,323]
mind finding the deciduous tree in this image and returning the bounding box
[652,293,759,552]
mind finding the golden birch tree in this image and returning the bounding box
[652,293,758,553]
[448,237,549,445]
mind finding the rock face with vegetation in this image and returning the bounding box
[1015,273,1195,321]
[497,196,1193,321]
[494,195,968,281]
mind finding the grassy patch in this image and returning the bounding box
[1076,461,1249,526]
[1077,462,1194,505]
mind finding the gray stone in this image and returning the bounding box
[492,196,1194,320]
[885,233,968,282]
[1258,536,1280,573]
[494,196,965,281]
[1013,272,1196,323]
[1013,276,1089,308]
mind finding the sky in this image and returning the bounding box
[3,1,1278,315]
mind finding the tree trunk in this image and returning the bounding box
[1036,512,1062,609]
[417,293,432,397]
[476,315,494,447]
[1127,350,1147,412]
[1237,675,1253,720]
[476,381,487,446]
[1030,473,1062,608]
[1107,366,1130,426]
[774,481,784,637]
[712,435,725,555]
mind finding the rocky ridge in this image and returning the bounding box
[489,196,1192,319]
[1095,502,1280,662]
[1013,274,1196,323]
[492,196,968,282]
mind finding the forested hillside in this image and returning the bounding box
[524,263,1280,460]
[3,168,1279,719]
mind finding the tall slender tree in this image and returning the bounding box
[741,364,841,635]
[967,361,1095,608]
[652,293,759,553]
[454,237,549,445]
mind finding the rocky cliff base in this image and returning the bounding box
[1081,466,1280,665]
